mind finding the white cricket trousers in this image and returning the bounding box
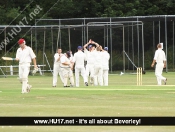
[155,63,166,85]
[61,67,74,86]
[85,64,94,84]
[53,64,64,86]
[94,64,103,86]
[75,66,87,87]
[19,63,30,93]
[103,69,109,86]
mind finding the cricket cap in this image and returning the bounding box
[77,46,82,49]
[66,51,71,58]
[88,45,93,48]
[18,39,26,45]
[104,47,108,51]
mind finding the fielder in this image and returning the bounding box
[101,47,110,86]
[15,38,37,93]
[74,46,88,87]
[151,43,167,85]
[94,46,103,86]
[52,48,64,87]
[60,51,74,87]
[83,39,99,85]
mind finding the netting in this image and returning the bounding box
[1,15,175,76]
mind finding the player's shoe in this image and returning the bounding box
[26,84,32,93]
[64,86,70,88]
[164,78,167,85]
[85,82,88,86]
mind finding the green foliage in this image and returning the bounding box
[1,0,175,22]
[1,0,175,72]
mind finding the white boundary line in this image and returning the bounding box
[143,85,175,86]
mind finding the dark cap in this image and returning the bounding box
[88,45,93,48]
[77,46,82,49]
[104,47,108,51]
[66,51,71,58]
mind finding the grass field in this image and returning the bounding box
[0,72,175,132]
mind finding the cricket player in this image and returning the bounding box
[94,46,103,86]
[60,51,74,87]
[15,38,37,93]
[101,47,110,86]
[52,48,64,87]
[83,39,99,85]
[74,46,88,87]
[151,43,167,85]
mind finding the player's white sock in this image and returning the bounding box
[22,79,27,93]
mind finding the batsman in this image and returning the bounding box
[15,38,38,93]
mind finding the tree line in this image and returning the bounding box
[0,0,175,24]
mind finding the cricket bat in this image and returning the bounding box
[1,57,15,61]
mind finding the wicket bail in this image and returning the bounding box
[137,67,142,86]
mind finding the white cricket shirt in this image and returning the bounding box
[101,51,110,70]
[16,46,36,64]
[84,49,96,64]
[154,49,166,63]
[94,51,103,65]
[74,51,86,68]
[60,55,70,67]
[54,53,64,65]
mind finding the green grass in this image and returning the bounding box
[0,72,175,132]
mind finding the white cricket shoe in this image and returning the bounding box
[164,78,167,85]
[26,84,32,93]
[85,82,88,86]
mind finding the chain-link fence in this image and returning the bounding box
[1,15,175,76]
